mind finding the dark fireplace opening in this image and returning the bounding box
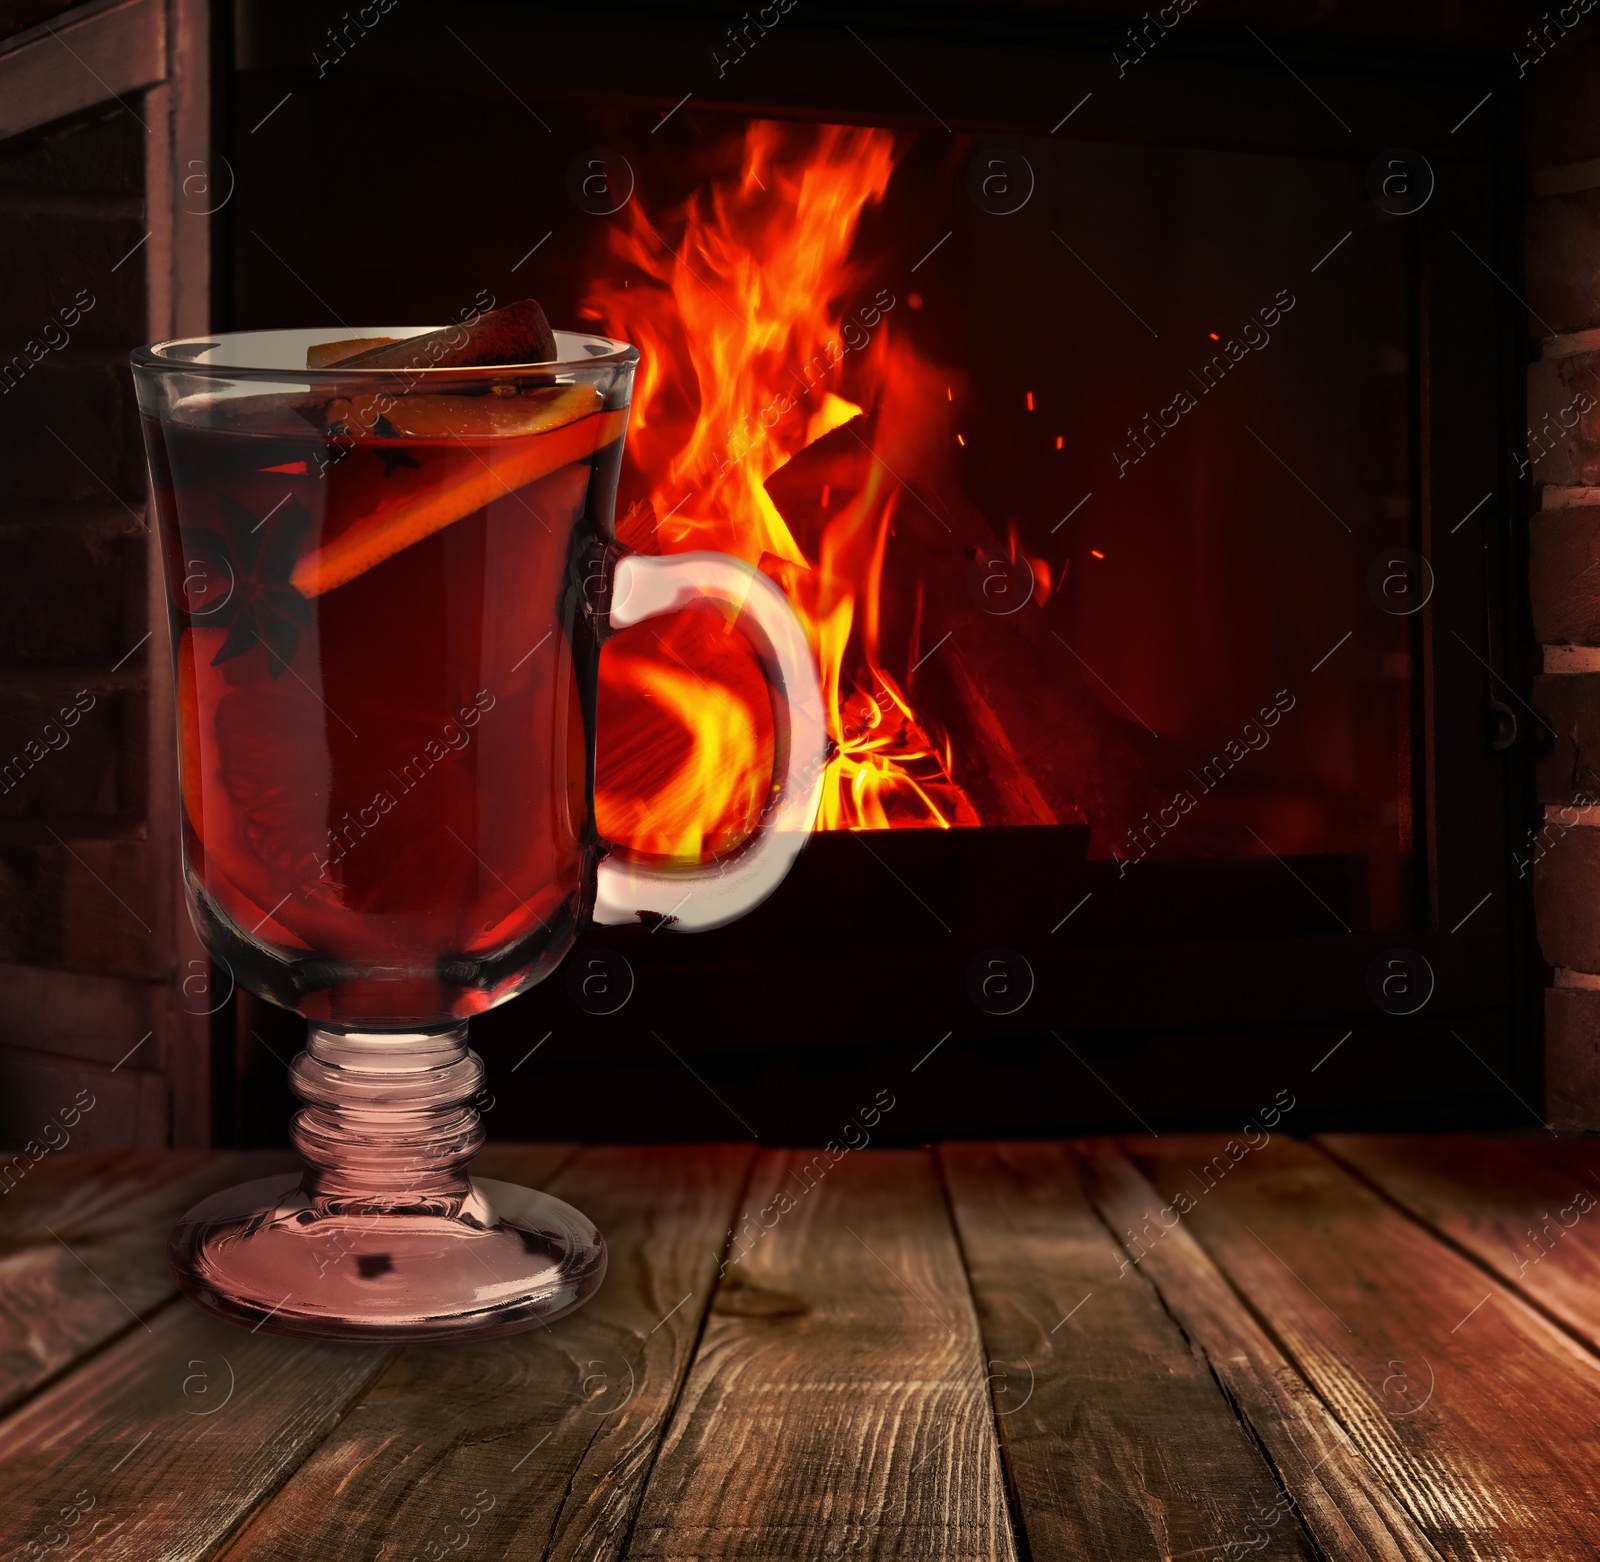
[222,2,1527,1144]
[559,113,1422,913]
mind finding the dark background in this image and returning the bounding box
[0,0,1549,1148]
[213,2,1531,1146]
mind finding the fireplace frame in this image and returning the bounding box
[220,0,1533,1137]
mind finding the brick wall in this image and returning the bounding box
[0,0,217,1150]
[1523,24,1600,1129]
[0,104,173,1148]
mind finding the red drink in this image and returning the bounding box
[136,321,824,1343]
[146,379,626,1026]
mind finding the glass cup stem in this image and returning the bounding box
[165,1016,605,1340]
[290,1024,485,1214]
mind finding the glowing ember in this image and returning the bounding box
[587,121,979,851]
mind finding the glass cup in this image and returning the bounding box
[132,325,825,1341]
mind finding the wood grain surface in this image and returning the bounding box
[1077,1138,1445,1562]
[0,1150,222,1254]
[0,1148,297,1413]
[624,1148,1016,1562]
[1320,1133,1600,1350]
[1130,1134,1600,1562]
[0,1292,393,1560]
[3,1138,1600,1562]
[220,1144,753,1562]
[941,1140,1321,1562]
[0,1143,573,1560]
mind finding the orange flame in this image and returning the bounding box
[589,121,977,852]
[592,619,772,858]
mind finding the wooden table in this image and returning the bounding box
[2,1134,1599,1559]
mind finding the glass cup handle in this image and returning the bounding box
[592,549,828,931]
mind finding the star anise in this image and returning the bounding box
[370,415,420,477]
[181,495,313,675]
[375,445,420,478]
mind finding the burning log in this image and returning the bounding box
[765,413,1169,851]
[580,117,1171,846]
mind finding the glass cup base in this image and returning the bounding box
[166,1173,607,1343]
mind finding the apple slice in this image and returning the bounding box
[292,398,626,598]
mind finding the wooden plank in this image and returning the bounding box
[0,1148,218,1253]
[0,0,164,142]
[940,1141,1321,1562]
[0,1144,576,1559]
[0,1148,564,1418]
[1319,1133,1600,1351]
[1074,1139,1445,1562]
[1504,1136,1600,1180]
[0,1149,297,1413]
[0,1294,392,1559]
[1497,1135,1600,1217]
[623,1149,1016,1562]
[217,1145,754,1562]
[0,1142,565,1259]
[1130,1134,1600,1562]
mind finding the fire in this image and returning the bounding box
[588,121,978,853]
[590,616,773,859]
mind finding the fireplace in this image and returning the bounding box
[207,2,1530,1143]
[0,0,1538,1147]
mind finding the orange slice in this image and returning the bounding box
[335,384,601,441]
[307,336,402,368]
[292,394,625,598]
